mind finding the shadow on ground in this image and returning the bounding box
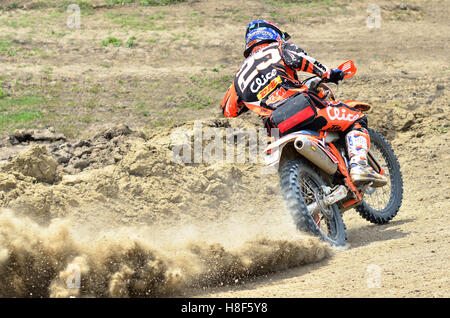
[183,250,333,297]
[346,218,415,248]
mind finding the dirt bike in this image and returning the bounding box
[263,61,403,246]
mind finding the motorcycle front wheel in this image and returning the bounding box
[280,158,347,246]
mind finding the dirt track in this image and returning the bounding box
[0,0,449,297]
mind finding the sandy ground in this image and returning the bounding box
[0,0,449,297]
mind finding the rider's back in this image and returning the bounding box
[233,42,329,112]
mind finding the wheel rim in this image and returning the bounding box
[298,173,334,239]
[363,143,393,211]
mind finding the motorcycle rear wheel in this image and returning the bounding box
[280,158,347,246]
[356,128,403,224]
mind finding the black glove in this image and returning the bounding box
[327,68,345,84]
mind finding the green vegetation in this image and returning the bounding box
[105,0,184,5]
[430,125,448,134]
[135,101,150,117]
[105,0,135,4]
[50,30,67,37]
[0,0,186,10]
[59,124,79,138]
[0,110,43,129]
[151,117,174,128]
[181,89,213,110]
[390,100,403,108]
[138,0,185,5]
[102,37,123,47]
[4,2,20,10]
[0,95,45,111]
[0,38,15,56]
[104,11,168,30]
[189,74,233,91]
[0,95,46,130]
[126,36,137,48]
[0,83,8,99]
[266,0,335,8]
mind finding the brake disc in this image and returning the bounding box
[313,188,333,219]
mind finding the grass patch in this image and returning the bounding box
[0,38,15,56]
[146,38,159,43]
[0,82,8,99]
[105,0,135,5]
[189,74,233,91]
[181,89,213,110]
[126,36,137,48]
[0,95,47,130]
[0,95,46,111]
[59,124,79,138]
[151,117,175,128]
[0,110,43,130]
[111,0,185,6]
[104,12,168,30]
[139,0,185,5]
[1,0,185,11]
[430,125,448,134]
[266,0,335,8]
[102,37,123,47]
[51,30,67,37]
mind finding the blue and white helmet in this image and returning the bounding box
[244,19,291,57]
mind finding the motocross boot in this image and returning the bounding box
[346,129,387,187]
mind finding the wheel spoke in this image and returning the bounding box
[299,173,333,237]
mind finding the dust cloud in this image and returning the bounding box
[0,209,330,297]
[0,122,331,297]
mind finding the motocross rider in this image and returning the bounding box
[221,20,386,186]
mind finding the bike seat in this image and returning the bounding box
[297,130,320,136]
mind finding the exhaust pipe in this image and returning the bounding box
[293,135,337,175]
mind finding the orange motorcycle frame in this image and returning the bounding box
[300,130,386,209]
[301,132,364,208]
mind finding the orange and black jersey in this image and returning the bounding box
[221,41,330,118]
